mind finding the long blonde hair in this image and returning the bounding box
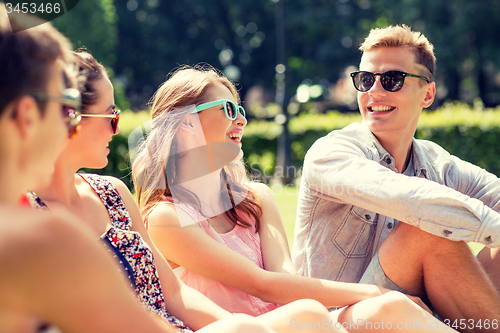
[132,64,262,230]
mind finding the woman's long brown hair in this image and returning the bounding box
[132,64,262,231]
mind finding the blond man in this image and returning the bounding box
[293,25,500,331]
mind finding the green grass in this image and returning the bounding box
[469,242,485,256]
[270,185,485,255]
[269,184,299,250]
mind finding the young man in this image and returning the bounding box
[292,25,500,331]
[0,7,273,333]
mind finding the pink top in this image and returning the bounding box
[149,201,278,316]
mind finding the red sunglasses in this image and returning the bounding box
[80,109,121,134]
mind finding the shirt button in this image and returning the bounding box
[365,214,371,220]
[387,223,393,229]
[443,230,452,236]
[231,235,237,239]
[484,236,492,244]
[386,158,392,164]
[251,256,256,260]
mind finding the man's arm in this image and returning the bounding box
[447,155,500,211]
[303,134,500,247]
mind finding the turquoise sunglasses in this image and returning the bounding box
[192,99,246,120]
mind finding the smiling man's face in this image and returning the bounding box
[357,46,435,143]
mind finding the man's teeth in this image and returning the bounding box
[371,106,393,112]
[229,134,241,141]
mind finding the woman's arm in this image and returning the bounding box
[248,182,296,275]
[252,182,390,305]
[144,182,387,308]
[107,177,231,331]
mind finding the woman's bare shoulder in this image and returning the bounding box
[147,201,196,228]
[247,182,274,202]
[0,207,100,279]
[0,207,66,243]
[100,175,129,193]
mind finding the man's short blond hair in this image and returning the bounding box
[360,25,436,82]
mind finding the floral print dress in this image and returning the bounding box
[28,174,192,333]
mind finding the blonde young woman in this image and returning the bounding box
[27,51,355,333]
[132,65,457,332]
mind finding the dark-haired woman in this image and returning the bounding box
[29,52,349,333]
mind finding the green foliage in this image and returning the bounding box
[52,0,118,65]
[113,0,277,108]
[377,0,500,106]
[49,0,500,110]
[52,1,130,112]
[100,103,500,190]
[271,185,299,248]
[243,102,500,179]
[415,103,500,176]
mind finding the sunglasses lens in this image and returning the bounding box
[225,101,236,120]
[355,72,375,92]
[381,71,404,92]
[63,105,81,138]
[62,105,70,120]
[238,106,246,118]
[111,111,120,134]
[62,88,82,111]
[353,71,406,92]
[68,123,81,139]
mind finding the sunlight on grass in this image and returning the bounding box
[269,184,299,250]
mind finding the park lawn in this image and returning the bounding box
[270,184,300,250]
[270,185,485,256]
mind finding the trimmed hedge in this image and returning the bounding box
[94,102,500,189]
[245,102,500,180]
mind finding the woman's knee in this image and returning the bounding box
[373,291,422,316]
[214,314,275,333]
[286,299,330,322]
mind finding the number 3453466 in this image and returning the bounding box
[5,3,61,14]
[443,319,498,330]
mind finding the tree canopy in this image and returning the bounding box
[52,0,500,110]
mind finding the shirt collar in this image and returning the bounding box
[358,123,393,163]
[358,123,428,177]
[410,138,429,178]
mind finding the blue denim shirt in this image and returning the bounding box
[292,122,500,283]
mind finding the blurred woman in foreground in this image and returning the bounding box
[0,8,187,333]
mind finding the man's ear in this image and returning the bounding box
[421,82,436,109]
[12,96,40,139]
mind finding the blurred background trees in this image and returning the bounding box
[50,0,500,185]
[54,0,500,111]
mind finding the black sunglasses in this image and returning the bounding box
[30,88,82,138]
[80,109,121,134]
[350,70,430,92]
